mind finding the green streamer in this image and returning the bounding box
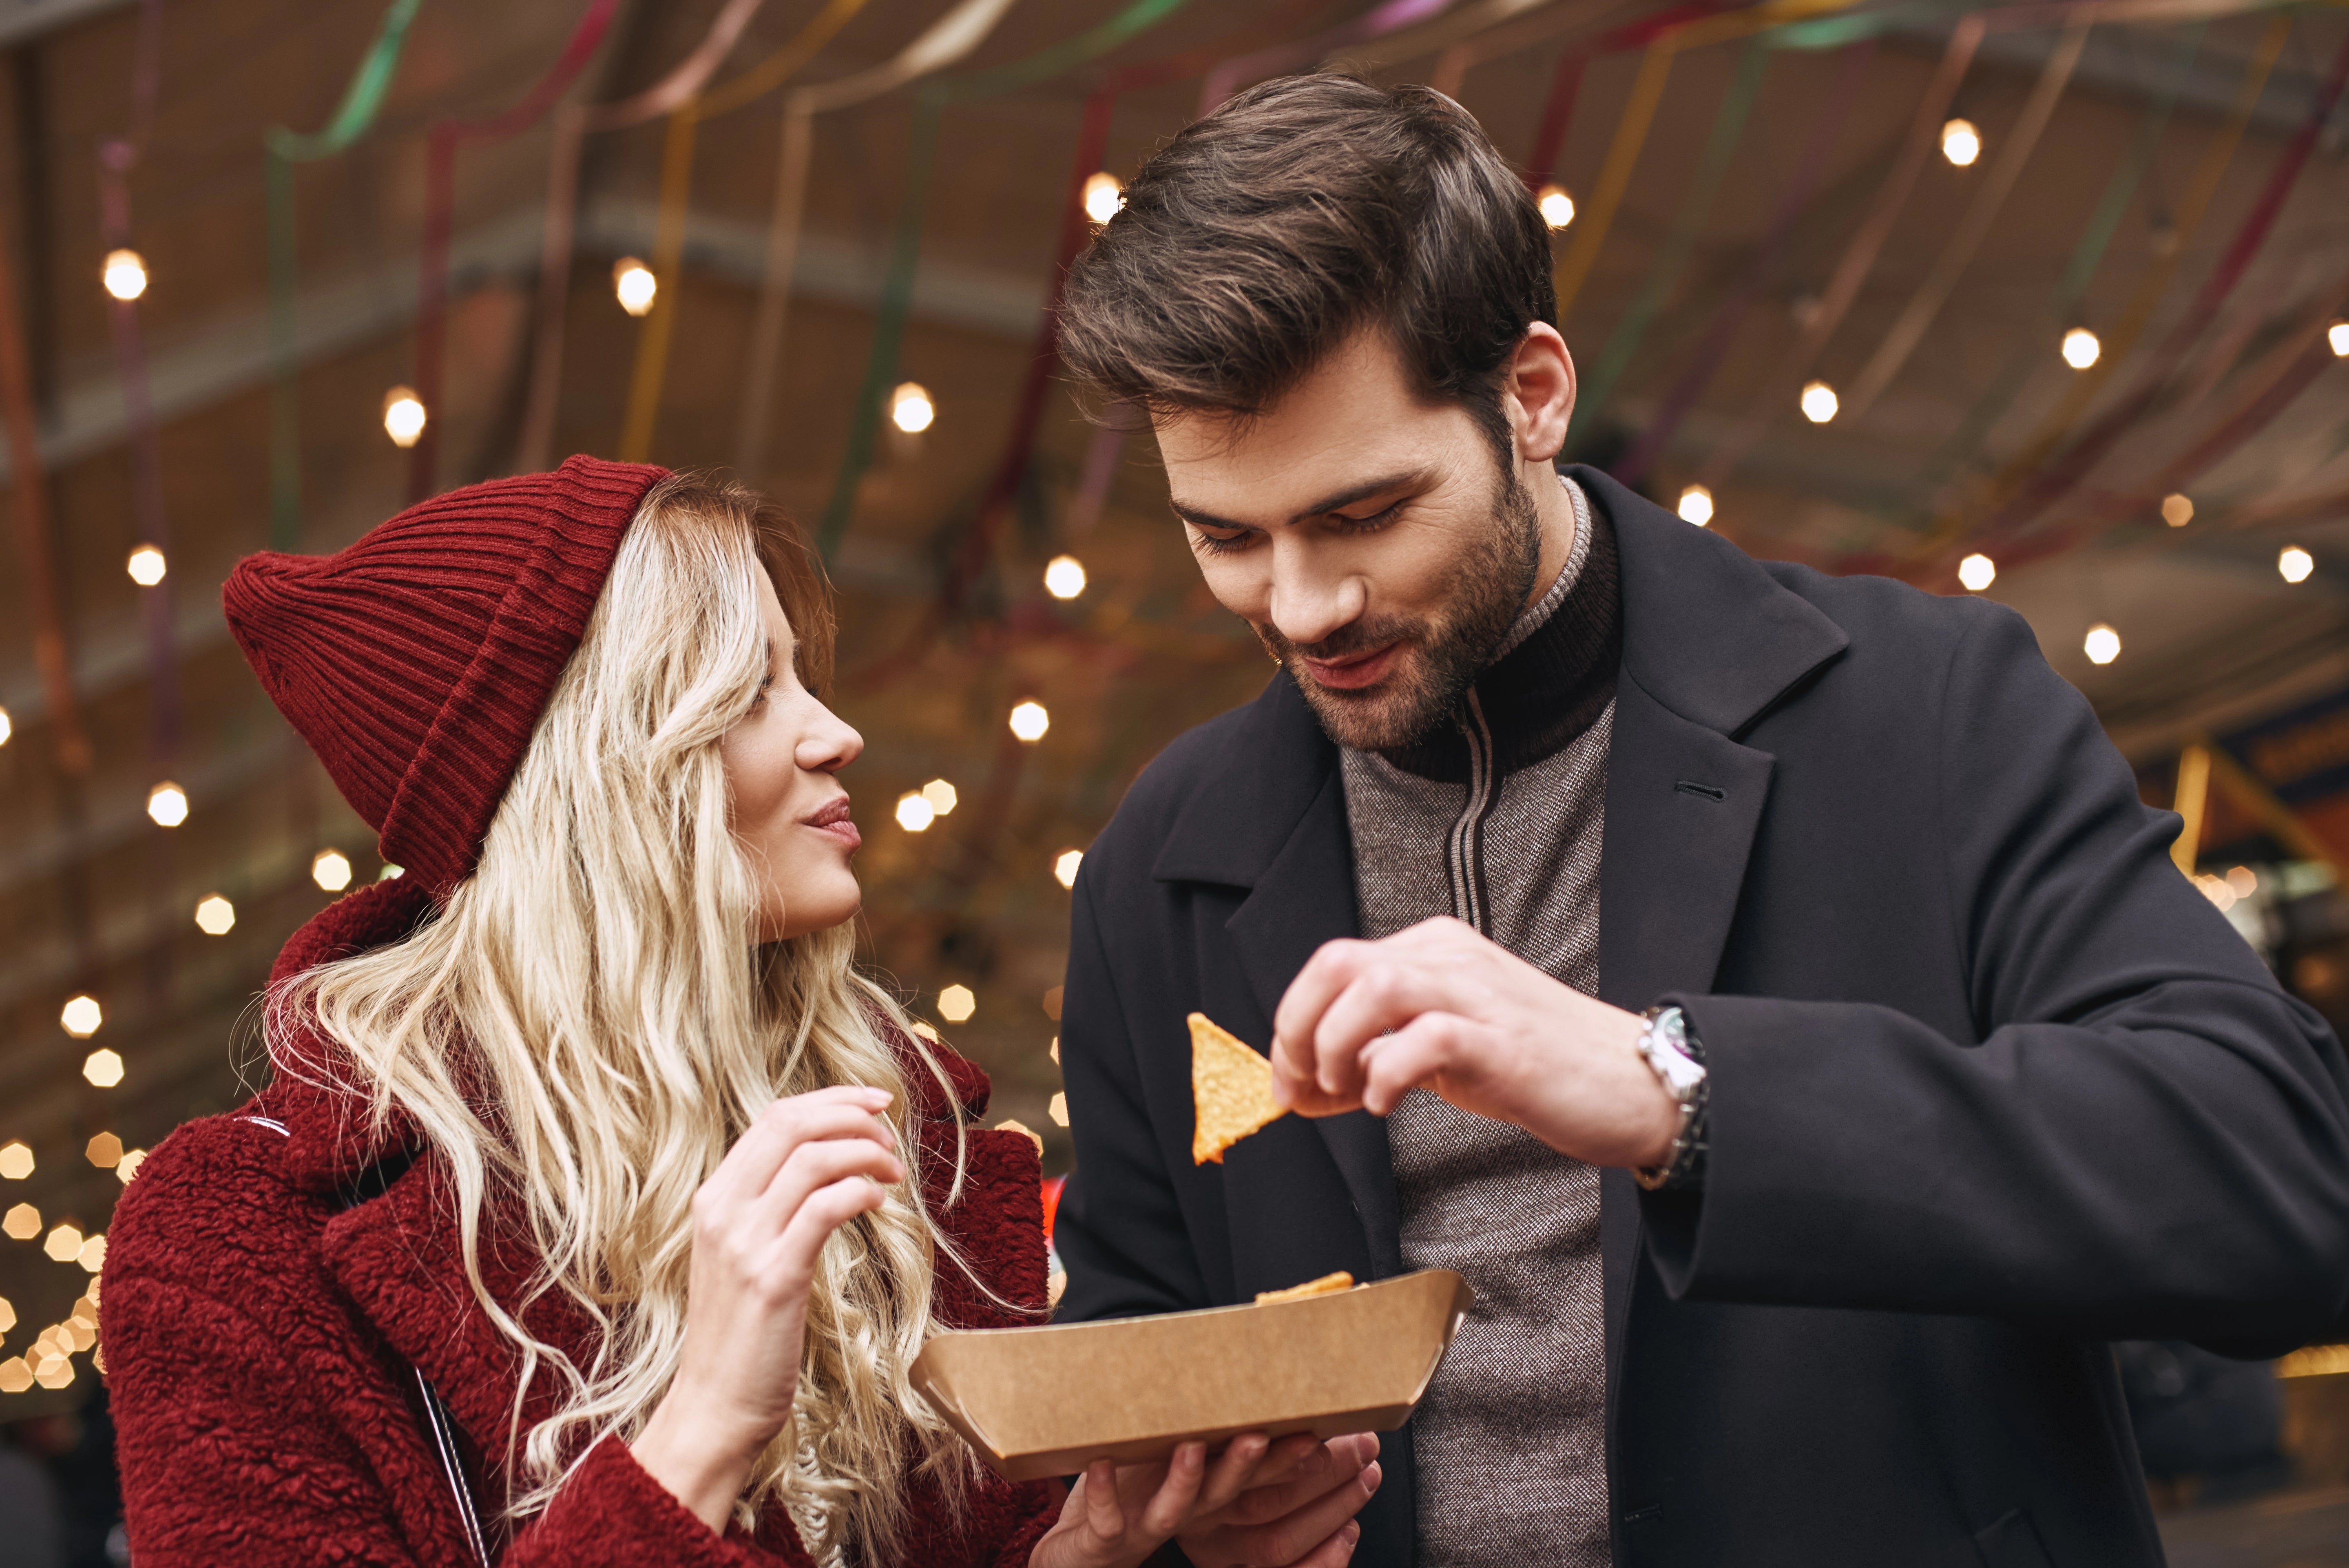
[264,0,426,548]
[1568,38,1770,447]
[1920,22,2204,493]
[815,0,1191,560]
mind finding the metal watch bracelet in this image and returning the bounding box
[1632,1004,1709,1192]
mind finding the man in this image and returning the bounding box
[1044,74,2349,1568]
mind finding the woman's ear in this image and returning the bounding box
[1506,323,1577,467]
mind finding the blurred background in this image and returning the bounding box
[0,0,2345,1559]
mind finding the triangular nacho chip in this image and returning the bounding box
[1190,1012,1289,1164]
[1254,1270,1355,1305]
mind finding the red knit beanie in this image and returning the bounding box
[224,455,669,899]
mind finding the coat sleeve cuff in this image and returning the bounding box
[516,1433,815,1568]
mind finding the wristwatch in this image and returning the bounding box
[1632,1004,1708,1192]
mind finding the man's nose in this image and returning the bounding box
[1267,548,1367,649]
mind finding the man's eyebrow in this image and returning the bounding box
[1170,469,1433,533]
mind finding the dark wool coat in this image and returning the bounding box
[1052,467,2349,1568]
[103,876,1059,1568]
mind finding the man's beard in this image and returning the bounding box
[1257,460,1544,752]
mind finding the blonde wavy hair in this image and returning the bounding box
[271,473,977,1562]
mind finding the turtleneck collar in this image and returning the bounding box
[1371,473,1622,784]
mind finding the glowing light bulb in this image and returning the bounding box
[1536,184,1575,230]
[2061,327,2101,369]
[43,1224,80,1263]
[1044,555,1087,599]
[1082,172,1124,225]
[1054,849,1083,889]
[0,1143,30,1180]
[126,545,166,586]
[312,848,353,891]
[920,778,958,816]
[382,386,427,448]
[2162,493,2193,528]
[1677,485,1714,527]
[0,705,10,747]
[60,995,102,1038]
[613,257,657,317]
[1958,553,1996,592]
[102,248,147,301]
[193,894,236,935]
[2279,545,2314,584]
[896,792,936,832]
[890,382,934,435]
[83,1049,124,1088]
[2330,319,2349,358]
[2083,623,2121,666]
[84,1134,121,1170]
[1941,118,1981,167]
[146,781,188,827]
[1008,700,1050,743]
[1799,380,1838,424]
[937,984,976,1024]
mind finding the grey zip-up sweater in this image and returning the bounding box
[1340,475,1620,1568]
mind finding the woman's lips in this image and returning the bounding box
[805,798,861,850]
[1301,642,1402,691]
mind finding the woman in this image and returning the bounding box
[102,458,1380,1567]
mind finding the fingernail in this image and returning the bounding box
[1343,1523,1361,1544]
[1364,1462,1382,1491]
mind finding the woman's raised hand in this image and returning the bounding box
[631,1085,903,1531]
[1031,1431,1381,1568]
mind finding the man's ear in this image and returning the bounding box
[1505,323,1576,467]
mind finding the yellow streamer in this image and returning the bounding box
[618,0,875,462]
[1550,0,1856,325]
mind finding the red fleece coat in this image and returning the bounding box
[103,879,1061,1567]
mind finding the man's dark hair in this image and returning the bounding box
[1056,73,1555,459]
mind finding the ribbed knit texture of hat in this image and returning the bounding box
[223,455,668,899]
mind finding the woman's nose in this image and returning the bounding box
[798,705,864,774]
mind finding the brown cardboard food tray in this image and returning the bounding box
[909,1269,1472,1482]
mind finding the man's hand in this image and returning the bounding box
[1270,916,1678,1168]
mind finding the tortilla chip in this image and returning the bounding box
[1190,1012,1289,1165]
[1254,1271,1356,1305]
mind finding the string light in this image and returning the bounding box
[2084,623,2121,666]
[0,1299,11,1334]
[382,386,427,448]
[895,792,936,832]
[1082,172,1124,225]
[85,1134,122,1170]
[2225,865,2258,898]
[920,779,958,816]
[83,1049,124,1088]
[937,984,976,1024]
[1941,118,1981,167]
[2060,327,2101,369]
[2279,545,2314,584]
[60,995,101,1038]
[1008,700,1050,742]
[2162,493,2194,527]
[1048,1092,1069,1128]
[2,1205,39,1240]
[0,1143,29,1180]
[0,1360,27,1394]
[126,544,166,586]
[1799,380,1838,424]
[146,781,188,827]
[1535,184,1575,230]
[613,257,657,317]
[1054,849,1083,889]
[193,893,236,935]
[889,382,934,434]
[117,1149,147,1183]
[0,705,10,747]
[1677,485,1714,527]
[42,1225,80,1264]
[2330,319,2349,358]
[1044,555,1087,599]
[310,848,353,891]
[1958,553,1996,592]
[76,1234,104,1273]
[101,248,148,301]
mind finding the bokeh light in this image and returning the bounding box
[1082,172,1124,224]
[890,382,934,434]
[937,984,976,1024]
[84,1049,124,1088]
[1009,701,1050,743]
[1044,555,1088,599]
[126,544,167,586]
[1941,118,1981,166]
[60,995,101,1038]
[1536,184,1575,229]
[382,386,427,448]
[312,848,353,891]
[194,893,236,935]
[2084,624,2121,666]
[1677,486,1714,527]
[146,781,188,827]
[102,248,148,301]
[613,257,657,316]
